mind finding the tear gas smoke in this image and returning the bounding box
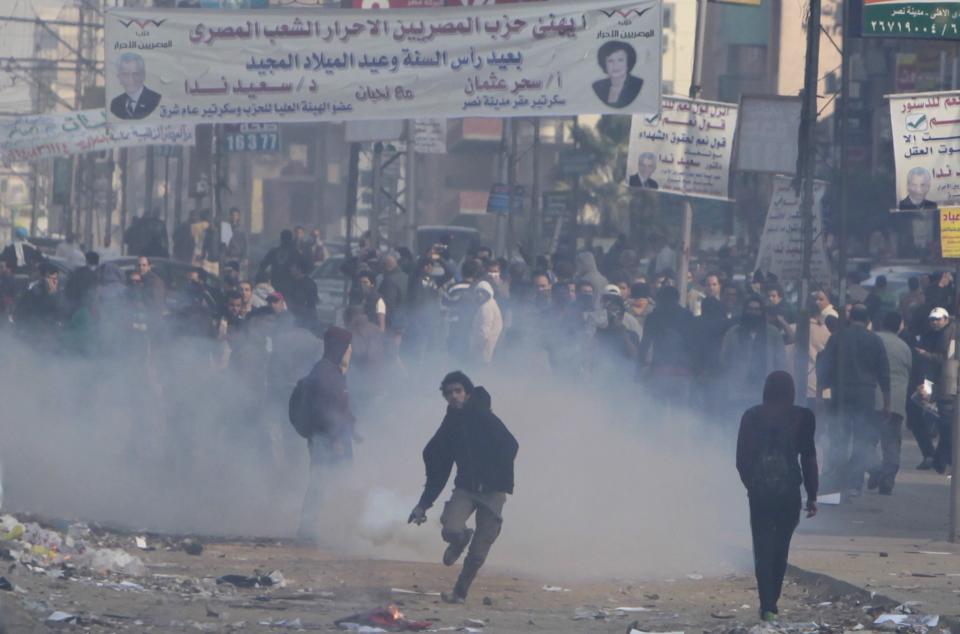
[0,332,751,580]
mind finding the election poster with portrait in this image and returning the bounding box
[104,0,662,124]
[889,90,960,211]
[0,109,194,164]
[625,96,738,200]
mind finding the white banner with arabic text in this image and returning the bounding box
[104,0,662,123]
[890,90,960,211]
[625,96,737,200]
[0,109,195,163]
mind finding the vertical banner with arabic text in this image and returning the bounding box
[625,96,737,200]
[941,206,960,258]
[889,90,960,210]
[754,175,831,286]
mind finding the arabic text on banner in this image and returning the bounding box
[625,96,737,200]
[889,91,960,210]
[104,0,662,123]
[0,109,195,163]
[413,118,447,153]
[754,175,831,286]
[941,207,960,258]
[863,0,960,40]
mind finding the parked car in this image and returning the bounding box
[862,263,942,298]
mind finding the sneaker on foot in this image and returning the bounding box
[761,611,779,623]
[441,591,465,604]
[917,457,935,470]
[866,471,879,490]
[442,529,473,566]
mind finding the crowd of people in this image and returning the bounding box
[4,217,960,621]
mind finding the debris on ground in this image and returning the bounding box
[542,585,571,592]
[217,570,286,589]
[334,604,433,631]
[0,576,12,591]
[182,538,204,556]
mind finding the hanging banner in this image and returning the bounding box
[0,109,195,163]
[104,0,662,124]
[754,175,831,286]
[625,96,738,200]
[941,206,960,257]
[888,90,960,210]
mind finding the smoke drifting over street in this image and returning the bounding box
[0,334,749,581]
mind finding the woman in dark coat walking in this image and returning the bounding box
[736,370,819,623]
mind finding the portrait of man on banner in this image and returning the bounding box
[110,52,162,121]
[899,166,938,211]
[628,151,659,189]
[592,41,644,109]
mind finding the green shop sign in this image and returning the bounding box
[863,0,960,39]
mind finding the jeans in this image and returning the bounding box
[749,491,801,614]
[846,408,882,492]
[907,398,936,459]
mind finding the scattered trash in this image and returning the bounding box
[615,606,652,612]
[463,618,485,627]
[182,538,204,556]
[644,593,660,600]
[685,573,704,580]
[135,536,153,551]
[914,550,951,555]
[879,552,889,557]
[482,596,493,606]
[542,585,571,592]
[391,587,442,597]
[816,601,832,607]
[573,605,624,620]
[84,548,147,577]
[874,614,940,627]
[335,605,432,632]
[710,611,735,619]
[217,570,285,589]
[46,611,79,624]
[818,492,842,505]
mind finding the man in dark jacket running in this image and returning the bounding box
[408,371,519,604]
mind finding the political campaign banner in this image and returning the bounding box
[754,175,831,286]
[625,95,737,200]
[413,118,447,153]
[735,95,801,175]
[0,109,195,163]
[941,206,960,258]
[104,0,662,123]
[889,90,960,210]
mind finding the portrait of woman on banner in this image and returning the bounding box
[592,40,643,109]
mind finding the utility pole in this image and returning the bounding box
[793,0,823,402]
[530,118,542,258]
[405,120,417,252]
[838,0,851,307]
[676,0,708,305]
[494,119,512,257]
[371,141,383,250]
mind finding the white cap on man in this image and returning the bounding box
[929,307,950,320]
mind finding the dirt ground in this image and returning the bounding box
[0,519,923,634]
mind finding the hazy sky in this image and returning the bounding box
[0,0,70,114]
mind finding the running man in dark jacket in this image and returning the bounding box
[737,370,819,623]
[408,371,519,604]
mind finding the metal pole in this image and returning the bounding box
[371,141,383,251]
[507,118,519,260]
[405,120,418,253]
[837,0,851,307]
[793,0,823,401]
[494,119,511,257]
[144,146,154,221]
[163,153,171,224]
[676,0,709,305]
[119,148,128,254]
[954,271,960,541]
[29,165,40,236]
[345,142,360,255]
[174,148,184,228]
[531,118,542,258]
